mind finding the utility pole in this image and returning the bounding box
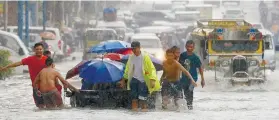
[35,1,38,26]
[17,1,24,40]
[3,1,7,31]
[61,1,64,29]
[25,1,29,47]
[42,1,46,31]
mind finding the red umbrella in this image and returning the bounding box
[116,48,133,55]
[104,53,122,61]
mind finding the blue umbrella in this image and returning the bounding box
[120,54,163,71]
[79,58,125,84]
[88,40,131,53]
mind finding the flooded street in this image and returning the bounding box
[1,1,279,120]
[1,52,279,120]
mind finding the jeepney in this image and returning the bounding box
[191,19,267,85]
[83,28,118,60]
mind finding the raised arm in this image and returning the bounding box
[0,61,22,71]
[56,72,79,92]
[175,61,197,87]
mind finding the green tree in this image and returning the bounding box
[0,50,13,80]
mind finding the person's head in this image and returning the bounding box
[171,46,180,58]
[33,43,44,56]
[165,49,175,60]
[185,40,195,53]
[131,41,141,56]
[43,50,51,57]
[45,57,54,68]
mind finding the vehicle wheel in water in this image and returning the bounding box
[70,95,77,107]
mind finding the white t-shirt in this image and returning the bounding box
[132,54,145,82]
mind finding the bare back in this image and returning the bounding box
[38,68,59,92]
[163,60,181,82]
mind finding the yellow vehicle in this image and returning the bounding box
[191,19,266,85]
[83,28,118,60]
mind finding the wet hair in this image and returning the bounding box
[43,50,51,56]
[45,57,54,66]
[34,43,44,49]
[186,40,195,46]
[171,46,180,51]
[131,41,140,48]
[166,49,174,54]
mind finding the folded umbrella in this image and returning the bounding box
[120,54,163,71]
[79,58,125,84]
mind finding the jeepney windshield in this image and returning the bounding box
[211,40,260,52]
[86,30,117,41]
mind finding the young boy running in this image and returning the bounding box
[33,57,79,109]
[161,49,197,110]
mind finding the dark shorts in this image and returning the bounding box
[161,80,182,99]
[130,77,149,100]
[32,88,44,107]
[41,89,63,107]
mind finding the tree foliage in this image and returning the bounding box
[0,50,13,80]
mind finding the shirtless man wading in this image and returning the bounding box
[161,49,197,110]
[33,57,79,109]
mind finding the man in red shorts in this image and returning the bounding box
[0,43,61,109]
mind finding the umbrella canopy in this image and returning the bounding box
[88,40,131,53]
[104,53,122,61]
[115,48,133,55]
[120,54,163,71]
[40,31,56,40]
[79,59,125,84]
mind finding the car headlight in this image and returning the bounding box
[249,60,257,66]
[221,60,229,67]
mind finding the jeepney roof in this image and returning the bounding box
[196,19,252,28]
